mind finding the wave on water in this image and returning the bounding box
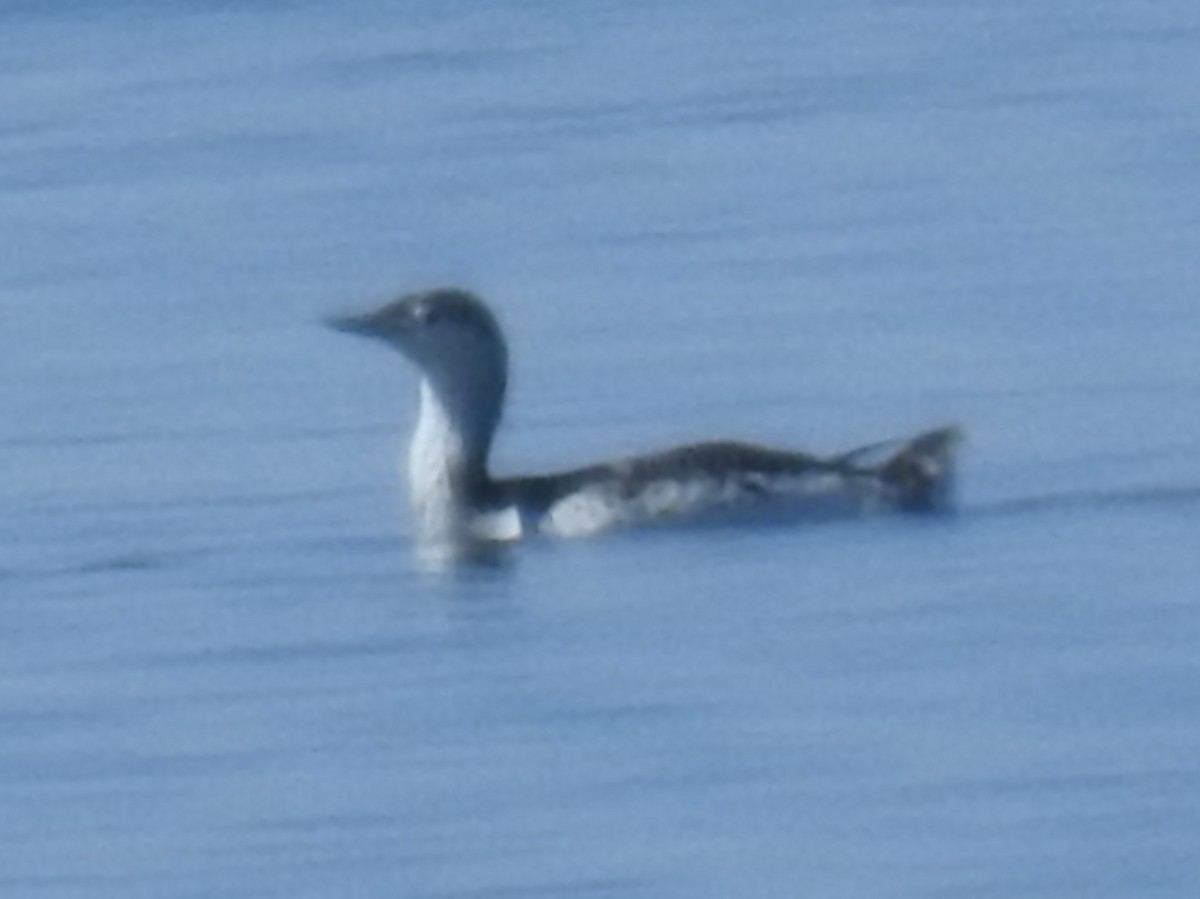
[978,483,1200,518]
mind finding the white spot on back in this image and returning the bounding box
[541,487,623,538]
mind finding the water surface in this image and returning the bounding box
[3,2,1200,896]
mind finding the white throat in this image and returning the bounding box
[406,364,516,546]
[408,378,476,538]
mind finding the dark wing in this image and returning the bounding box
[493,426,962,517]
[496,440,836,515]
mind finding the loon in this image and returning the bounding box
[328,288,962,550]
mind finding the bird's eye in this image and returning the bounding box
[418,303,444,326]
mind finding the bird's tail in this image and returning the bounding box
[835,425,964,511]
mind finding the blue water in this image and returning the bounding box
[4,2,1200,896]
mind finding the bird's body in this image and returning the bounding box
[328,289,961,553]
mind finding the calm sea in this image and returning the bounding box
[3,2,1199,896]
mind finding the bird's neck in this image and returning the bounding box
[407,376,500,540]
